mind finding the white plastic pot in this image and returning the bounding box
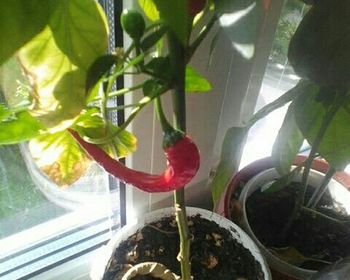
[238,168,350,280]
[90,207,271,280]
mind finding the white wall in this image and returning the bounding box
[124,1,285,221]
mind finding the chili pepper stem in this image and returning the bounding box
[168,29,192,280]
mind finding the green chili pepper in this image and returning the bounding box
[120,9,146,40]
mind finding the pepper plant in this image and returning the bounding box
[0,0,266,278]
[212,0,350,247]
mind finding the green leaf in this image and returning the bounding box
[29,130,91,186]
[270,247,311,267]
[18,27,86,131]
[0,111,44,144]
[141,26,168,51]
[294,88,350,171]
[49,0,109,70]
[0,102,32,121]
[185,66,212,93]
[86,54,118,99]
[288,1,350,89]
[272,103,304,175]
[109,127,138,159]
[0,104,11,121]
[143,79,164,97]
[75,110,137,159]
[138,0,160,21]
[211,127,248,204]
[0,0,56,65]
[145,57,172,80]
[216,0,263,59]
[264,166,301,194]
[152,0,189,46]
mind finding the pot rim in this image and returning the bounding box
[238,167,350,279]
[223,155,350,219]
[90,206,271,280]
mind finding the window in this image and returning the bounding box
[240,0,309,168]
[0,1,124,279]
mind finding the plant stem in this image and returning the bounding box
[168,30,192,280]
[307,167,336,209]
[91,84,143,102]
[301,206,346,225]
[187,15,217,62]
[247,81,305,127]
[281,92,344,238]
[155,97,172,132]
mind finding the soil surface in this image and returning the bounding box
[245,183,350,270]
[103,214,264,280]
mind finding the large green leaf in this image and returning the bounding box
[0,0,56,65]
[185,66,212,93]
[152,0,189,46]
[85,54,118,100]
[0,111,44,144]
[272,103,304,175]
[294,89,350,171]
[0,104,11,121]
[49,0,108,71]
[138,0,160,21]
[18,27,86,131]
[29,130,91,186]
[215,0,263,59]
[211,127,248,204]
[288,0,350,89]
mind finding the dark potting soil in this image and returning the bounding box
[103,214,264,280]
[245,183,350,270]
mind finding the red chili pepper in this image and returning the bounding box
[69,129,200,193]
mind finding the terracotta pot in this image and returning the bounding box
[221,155,350,280]
[90,207,271,279]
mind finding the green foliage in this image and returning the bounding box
[29,130,91,186]
[18,26,86,130]
[145,57,172,80]
[0,111,44,144]
[49,0,108,71]
[263,166,301,194]
[17,0,108,132]
[0,0,56,65]
[272,103,304,176]
[152,0,189,46]
[0,104,11,121]
[86,54,118,99]
[288,0,350,89]
[120,10,146,40]
[141,26,168,51]
[294,88,350,171]
[75,109,137,159]
[138,0,160,21]
[270,0,304,63]
[143,79,164,97]
[211,127,248,204]
[185,66,212,93]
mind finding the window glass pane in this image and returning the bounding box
[240,0,308,167]
[0,1,122,278]
[0,145,67,238]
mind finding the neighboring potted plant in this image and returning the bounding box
[212,0,350,279]
[0,0,271,279]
